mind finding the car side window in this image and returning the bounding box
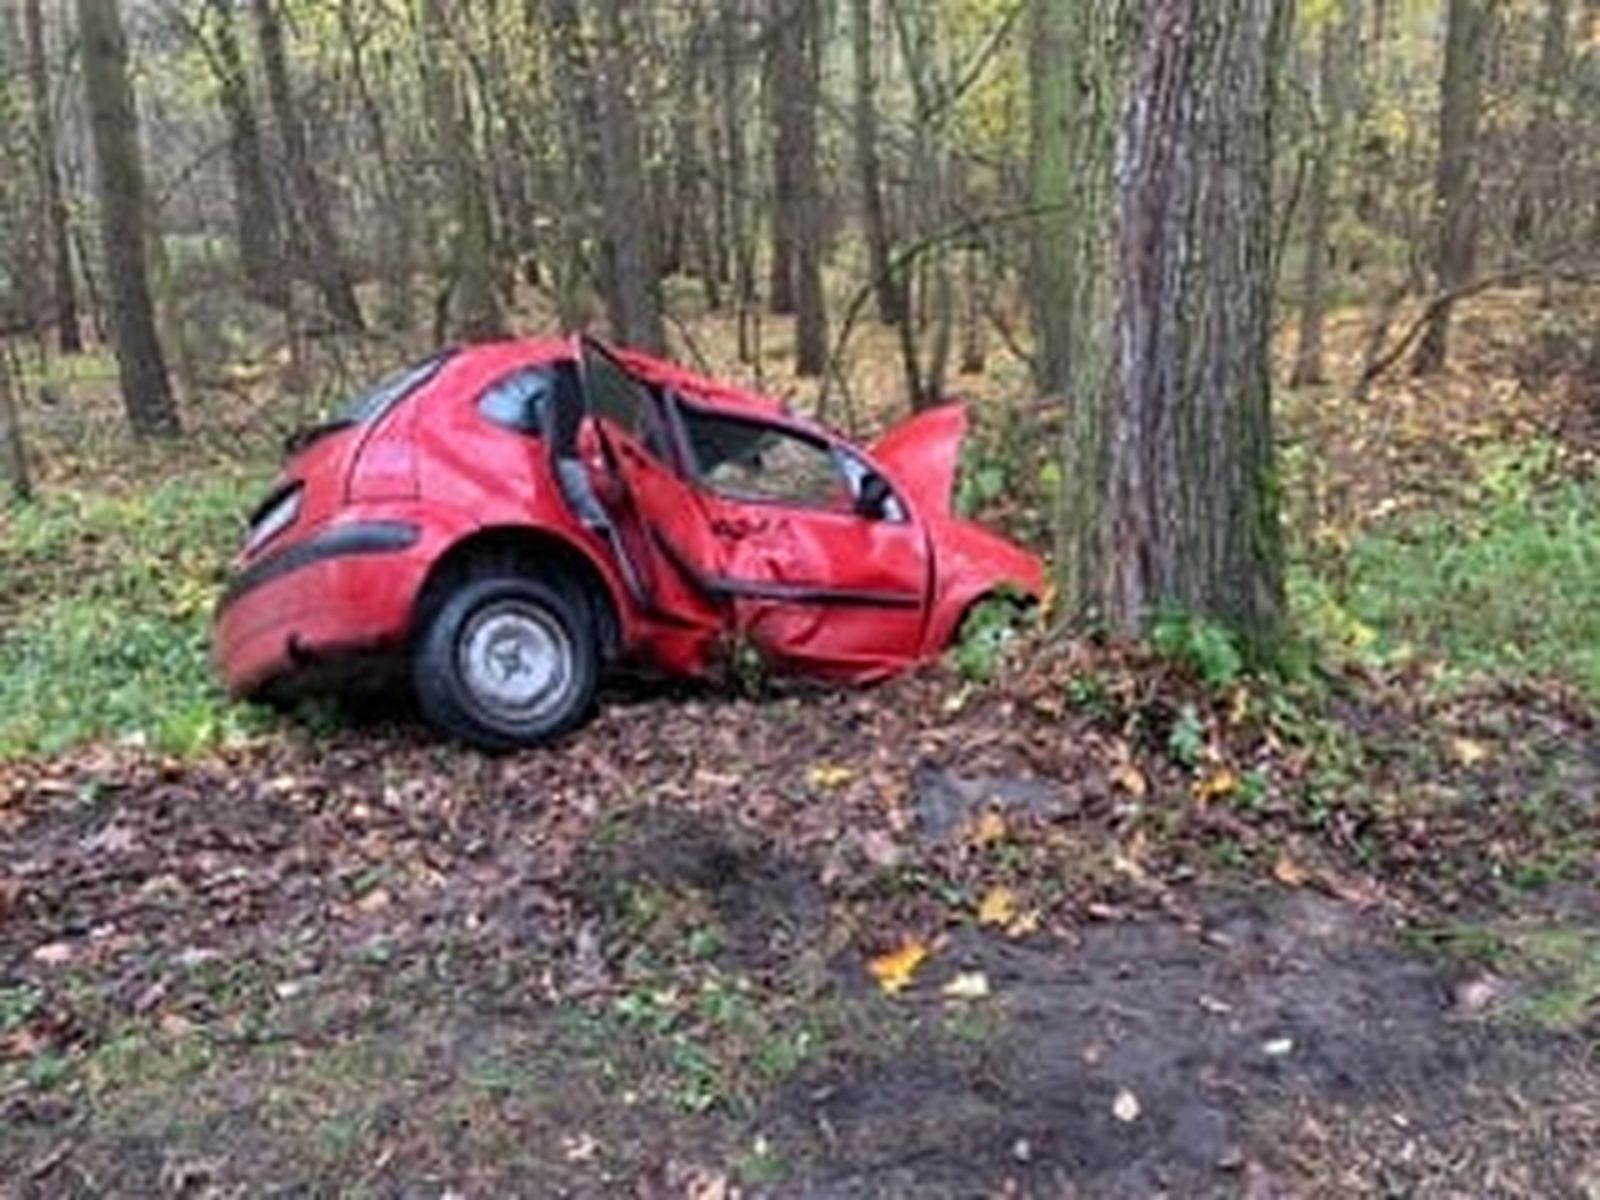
[477,367,554,435]
[682,409,848,510]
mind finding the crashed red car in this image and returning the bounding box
[214,336,1043,749]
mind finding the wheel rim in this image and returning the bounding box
[457,600,575,725]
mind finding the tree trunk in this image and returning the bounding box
[338,0,412,329]
[1513,0,1570,255]
[1027,0,1076,397]
[1411,0,1494,375]
[852,0,903,327]
[205,0,286,309]
[251,0,364,330]
[591,0,666,352]
[1053,0,1287,647]
[790,0,827,376]
[24,0,83,353]
[421,0,505,343]
[0,350,32,504]
[765,6,799,317]
[75,0,179,438]
[1289,18,1339,387]
[717,0,758,360]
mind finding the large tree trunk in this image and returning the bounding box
[204,0,286,309]
[76,0,179,438]
[1052,0,1287,647]
[717,0,759,360]
[764,7,799,317]
[24,0,83,353]
[420,0,505,343]
[591,0,666,352]
[1411,0,1494,375]
[852,0,902,327]
[251,0,364,331]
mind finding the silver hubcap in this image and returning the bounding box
[458,601,573,723]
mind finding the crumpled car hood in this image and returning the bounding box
[870,403,967,516]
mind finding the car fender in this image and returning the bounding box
[921,513,1046,654]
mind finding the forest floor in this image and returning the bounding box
[2,289,1599,1197]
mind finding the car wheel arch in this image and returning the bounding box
[412,525,623,662]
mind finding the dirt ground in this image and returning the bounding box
[2,665,1596,1198]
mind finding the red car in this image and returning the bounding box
[214,336,1043,749]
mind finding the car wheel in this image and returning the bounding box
[413,573,598,750]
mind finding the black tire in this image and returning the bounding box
[412,573,598,750]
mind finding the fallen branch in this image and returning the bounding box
[1358,258,1600,390]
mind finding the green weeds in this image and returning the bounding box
[0,467,267,757]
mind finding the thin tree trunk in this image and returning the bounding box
[338,0,411,329]
[765,6,799,317]
[592,0,666,352]
[790,0,827,376]
[205,0,287,309]
[76,0,179,437]
[25,0,83,353]
[1289,18,1339,386]
[1411,0,1494,375]
[717,0,758,360]
[852,0,902,326]
[252,0,364,330]
[0,350,32,504]
[421,0,505,342]
[1028,0,1076,397]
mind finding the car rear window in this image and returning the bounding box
[337,349,455,426]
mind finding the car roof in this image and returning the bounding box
[442,337,790,424]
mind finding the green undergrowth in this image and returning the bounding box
[1295,440,1600,699]
[0,465,269,757]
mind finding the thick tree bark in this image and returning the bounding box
[421,0,505,343]
[24,0,83,353]
[1053,0,1286,646]
[75,0,179,438]
[1411,0,1494,375]
[204,0,286,309]
[591,0,666,352]
[251,0,364,330]
[852,0,903,327]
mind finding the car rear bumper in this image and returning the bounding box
[214,519,430,696]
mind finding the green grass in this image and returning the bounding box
[0,466,269,757]
[1296,442,1600,698]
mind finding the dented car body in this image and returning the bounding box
[214,337,1043,748]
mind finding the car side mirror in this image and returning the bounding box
[854,472,894,520]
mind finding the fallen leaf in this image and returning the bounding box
[869,938,929,995]
[977,886,1018,928]
[941,971,991,1000]
[1006,909,1042,939]
[32,941,73,966]
[971,810,1008,845]
[1111,763,1148,798]
[1193,769,1239,803]
[1113,1087,1142,1122]
[1450,737,1491,766]
[808,763,855,789]
[1273,854,1309,888]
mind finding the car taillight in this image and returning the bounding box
[244,483,302,555]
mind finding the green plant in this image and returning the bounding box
[950,589,1033,681]
[1152,611,1245,691]
[1167,703,1207,769]
[0,468,271,758]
